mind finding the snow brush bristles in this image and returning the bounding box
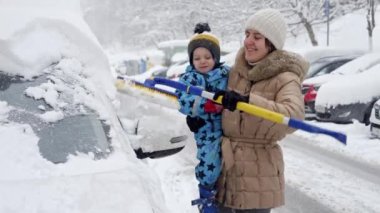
[115,77,178,109]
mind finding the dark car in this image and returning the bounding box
[370,99,380,138]
[302,55,360,119]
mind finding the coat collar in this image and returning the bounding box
[233,47,309,82]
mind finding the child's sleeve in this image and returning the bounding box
[175,73,205,117]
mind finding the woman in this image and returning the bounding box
[214,8,309,213]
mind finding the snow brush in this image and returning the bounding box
[145,77,347,145]
[116,76,177,100]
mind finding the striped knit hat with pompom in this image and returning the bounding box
[188,23,221,67]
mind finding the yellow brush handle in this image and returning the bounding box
[213,96,285,124]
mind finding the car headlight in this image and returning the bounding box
[338,111,351,118]
[374,102,380,110]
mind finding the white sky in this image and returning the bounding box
[0,1,380,212]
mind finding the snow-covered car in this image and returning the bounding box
[370,99,380,138]
[305,54,360,79]
[302,52,380,119]
[0,1,168,212]
[166,59,189,80]
[293,46,365,65]
[158,39,189,66]
[315,61,380,124]
[111,58,147,76]
[0,71,113,163]
[115,77,190,159]
[302,54,361,118]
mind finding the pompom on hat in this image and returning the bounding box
[188,23,221,67]
[245,8,287,50]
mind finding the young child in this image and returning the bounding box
[175,23,229,213]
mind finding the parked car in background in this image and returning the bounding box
[314,61,380,125]
[158,39,235,79]
[370,99,380,138]
[302,54,361,119]
[166,59,189,80]
[294,47,365,65]
[110,57,149,76]
[302,53,379,119]
[158,40,189,66]
[305,54,360,79]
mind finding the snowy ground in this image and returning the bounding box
[144,115,380,213]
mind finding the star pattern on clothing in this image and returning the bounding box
[199,159,205,167]
[197,143,205,149]
[177,65,229,187]
[197,171,206,179]
[207,163,216,172]
[200,134,207,141]
[200,151,206,158]
[208,135,216,142]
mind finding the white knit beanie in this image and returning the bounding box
[245,8,287,50]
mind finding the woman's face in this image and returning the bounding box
[244,29,270,63]
[192,47,216,74]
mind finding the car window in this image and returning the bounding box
[307,61,328,78]
[0,71,111,163]
[313,61,348,77]
[307,58,352,78]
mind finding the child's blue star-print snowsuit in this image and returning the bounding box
[176,64,229,187]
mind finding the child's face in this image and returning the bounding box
[192,47,216,74]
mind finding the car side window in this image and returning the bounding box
[314,61,348,77]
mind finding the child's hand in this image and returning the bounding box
[204,99,223,113]
[186,116,206,133]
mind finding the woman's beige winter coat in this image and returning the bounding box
[217,48,309,209]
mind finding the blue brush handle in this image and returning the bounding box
[149,77,203,96]
[288,118,347,144]
[134,79,177,97]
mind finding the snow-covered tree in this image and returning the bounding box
[80,0,371,50]
[269,0,367,46]
[80,0,269,50]
[366,0,377,51]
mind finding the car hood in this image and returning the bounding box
[0,167,167,213]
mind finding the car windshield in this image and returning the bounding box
[306,60,328,78]
[306,57,352,78]
[0,71,111,163]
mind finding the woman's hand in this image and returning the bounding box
[213,90,249,111]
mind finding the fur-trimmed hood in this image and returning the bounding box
[233,47,309,82]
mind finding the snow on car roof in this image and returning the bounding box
[316,62,380,107]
